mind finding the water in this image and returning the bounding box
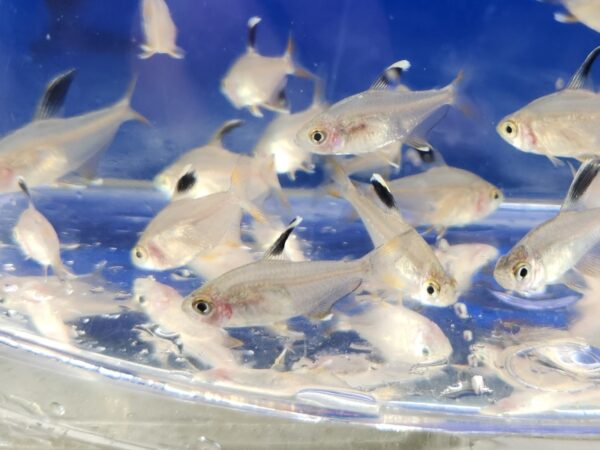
[1,0,600,446]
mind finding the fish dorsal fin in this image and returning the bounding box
[210,119,244,144]
[567,45,600,90]
[405,138,447,167]
[370,60,411,90]
[176,170,197,194]
[34,68,76,120]
[562,158,600,211]
[17,177,34,206]
[247,16,261,51]
[369,173,396,209]
[263,216,302,260]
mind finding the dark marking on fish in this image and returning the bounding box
[35,68,76,120]
[563,157,600,210]
[567,45,600,90]
[176,171,197,193]
[247,16,261,51]
[370,174,396,209]
[263,216,302,259]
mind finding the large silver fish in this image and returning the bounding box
[139,0,184,59]
[12,179,73,279]
[182,218,410,327]
[329,163,457,306]
[497,46,600,162]
[295,60,461,155]
[494,158,600,293]
[221,16,310,117]
[0,73,146,192]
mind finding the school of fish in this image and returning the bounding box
[3,0,600,418]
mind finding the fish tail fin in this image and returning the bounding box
[363,235,406,290]
[446,70,475,118]
[168,46,185,59]
[119,76,150,125]
[138,45,156,59]
[284,32,315,79]
[230,158,268,224]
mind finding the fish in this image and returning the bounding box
[132,185,265,271]
[497,45,600,162]
[546,0,600,33]
[295,60,462,155]
[154,120,285,204]
[221,16,311,117]
[153,119,244,199]
[335,299,453,365]
[328,162,457,306]
[139,0,184,59]
[253,78,325,179]
[133,277,242,369]
[384,149,503,235]
[182,217,411,327]
[0,74,146,192]
[494,158,600,294]
[12,179,73,279]
[435,240,499,295]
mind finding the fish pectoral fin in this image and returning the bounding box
[575,248,600,279]
[554,11,579,24]
[223,335,245,349]
[561,270,588,293]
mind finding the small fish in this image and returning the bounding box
[253,78,325,179]
[335,299,452,365]
[139,0,184,59]
[132,187,263,271]
[0,74,146,192]
[545,0,600,33]
[221,16,311,117]
[12,179,73,279]
[182,218,411,327]
[153,120,244,199]
[497,45,600,162]
[494,158,600,293]
[385,157,503,234]
[133,277,242,369]
[295,60,462,155]
[329,162,456,306]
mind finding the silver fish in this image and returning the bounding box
[295,60,461,155]
[140,0,184,59]
[0,76,146,192]
[221,17,309,117]
[494,158,600,293]
[12,179,73,279]
[253,79,325,178]
[133,277,242,369]
[386,165,503,233]
[497,46,600,162]
[182,219,409,327]
[329,163,456,306]
[335,299,452,365]
[132,188,263,271]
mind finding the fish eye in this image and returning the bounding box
[133,246,146,260]
[422,347,430,357]
[425,280,440,297]
[502,120,518,137]
[491,189,502,201]
[192,298,213,316]
[176,171,196,193]
[513,263,530,281]
[136,294,146,305]
[310,129,327,145]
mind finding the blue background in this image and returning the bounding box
[0,0,597,197]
